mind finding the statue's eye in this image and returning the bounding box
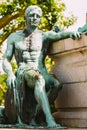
[29,14,34,17]
[37,14,41,18]
[28,13,41,18]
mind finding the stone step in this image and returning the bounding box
[0,128,87,130]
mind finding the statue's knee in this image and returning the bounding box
[38,75,45,84]
[36,75,45,88]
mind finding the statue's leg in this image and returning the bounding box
[34,74,60,127]
[15,70,27,125]
[24,70,61,127]
[46,74,62,104]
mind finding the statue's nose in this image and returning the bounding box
[33,14,37,19]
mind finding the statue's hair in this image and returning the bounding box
[25,5,42,18]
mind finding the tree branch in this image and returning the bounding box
[0,10,25,29]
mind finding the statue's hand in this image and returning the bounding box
[6,74,16,90]
[70,31,81,40]
[82,31,87,35]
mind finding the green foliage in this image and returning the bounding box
[45,56,55,72]
[0,0,77,44]
[0,1,22,16]
[0,74,7,106]
[10,59,18,73]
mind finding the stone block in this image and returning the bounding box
[51,50,87,83]
[49,35,87,128]
[53,111,87,128]
[55,82,87,108]
[50,35,87,54]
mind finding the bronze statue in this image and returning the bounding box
[2,5,80,128]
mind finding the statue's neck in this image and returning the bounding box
[23,27,38,37]
[26,26,37,33]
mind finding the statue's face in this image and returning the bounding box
[25,9,42,28]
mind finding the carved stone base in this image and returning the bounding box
[50,35,87,128]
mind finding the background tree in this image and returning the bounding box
[0,0,77,45]
[0,0,77,105]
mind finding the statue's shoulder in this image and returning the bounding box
[7,30,24,44]
[41,30,53,39]
[11,30,24,38]
[9,30,23,36]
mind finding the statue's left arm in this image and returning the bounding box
[46,30,80,42]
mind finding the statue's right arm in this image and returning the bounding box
[2,34,16,89]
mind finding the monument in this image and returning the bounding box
[1,5,81,128]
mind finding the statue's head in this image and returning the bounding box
[25,5,42,18]
[24,5,42,28]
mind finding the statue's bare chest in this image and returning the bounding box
[15,32,43,52]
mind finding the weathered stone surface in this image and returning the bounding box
[0,128,87,130]
[49,35,87,127]
[50,35,87,83]
[55,83,87,108]
[53,111,87,128]
[51,51,87,83]
[50,35,87,54]
[53,83,87,127]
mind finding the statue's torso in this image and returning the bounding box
[13,30,45,70]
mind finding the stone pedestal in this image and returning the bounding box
[49,35,87,128]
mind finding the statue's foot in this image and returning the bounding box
[17,116,23,125]
[47,118,65,128]
[15,116,29,127]
[30,118,37,126]
[15,122,27,127]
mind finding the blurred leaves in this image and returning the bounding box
[0,74,7,106]
[0,0,77,44]
[45,56,55,72]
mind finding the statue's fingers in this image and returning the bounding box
[77,32,81,39]
[74,32,80,39]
